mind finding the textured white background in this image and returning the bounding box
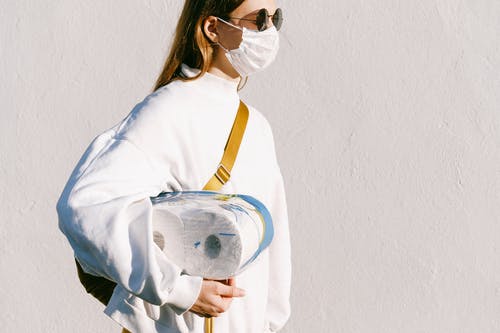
[1,1,500,332]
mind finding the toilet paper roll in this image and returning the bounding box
[150,191,273,279]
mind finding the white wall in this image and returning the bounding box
[1,1,500,332]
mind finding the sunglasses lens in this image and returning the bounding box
[254,8,283,31]
[257,8,267,31]
[272,8,283,31]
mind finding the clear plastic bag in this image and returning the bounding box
[151,191,274,279]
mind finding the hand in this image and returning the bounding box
[189,277,246,318]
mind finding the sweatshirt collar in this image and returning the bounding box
[180,63,240,92]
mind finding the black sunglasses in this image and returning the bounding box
[228,8,283,32]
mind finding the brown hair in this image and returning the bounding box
[152,0,247,93]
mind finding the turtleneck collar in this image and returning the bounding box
[180,63,241,92]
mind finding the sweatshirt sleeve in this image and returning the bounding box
[263,125,292,332]
[56,95,202,315]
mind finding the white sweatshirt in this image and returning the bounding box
[56,63,291,333]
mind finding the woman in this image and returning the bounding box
[56,0,291,332]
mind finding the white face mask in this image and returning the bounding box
[216,17,280,78]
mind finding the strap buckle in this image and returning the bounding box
[215,163,231,184]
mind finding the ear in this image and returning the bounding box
[203,16,219,44]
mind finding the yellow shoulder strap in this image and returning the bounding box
[202,100,249,191]
[202,100,248,333]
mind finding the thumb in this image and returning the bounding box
[218,283,246,297]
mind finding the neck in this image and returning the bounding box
[207,48,241,83]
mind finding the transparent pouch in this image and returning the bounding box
[151,191,274,279]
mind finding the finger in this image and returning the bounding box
[219,295,234,311]
[215,278,230,286]
[191,310,210,318]
[220,278,236,297]
[214,279,227,284]
[217,283,246,297]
